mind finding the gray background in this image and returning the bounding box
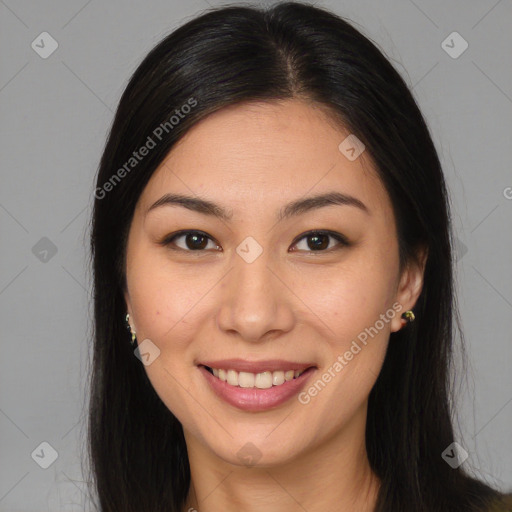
[1,0,511,510]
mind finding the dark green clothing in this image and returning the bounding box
[488,493,512,511]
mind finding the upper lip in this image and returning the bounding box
[198,358,317,373]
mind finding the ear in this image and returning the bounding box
[390,245,428,333]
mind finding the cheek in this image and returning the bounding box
[296,251,397,343]
[291,248,396,401]
[126,257,207,421]
[127,250,213,345]
[299,286,391,426]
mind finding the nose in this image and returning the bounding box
[216,250,295,343]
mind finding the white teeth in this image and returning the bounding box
[227,369,238,386]
[238,371,255,388]
[207,367,309,388]
[272,371,285,386]
[255,371,273,389]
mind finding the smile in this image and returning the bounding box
[198,363,317,412]
[204,366,309,389]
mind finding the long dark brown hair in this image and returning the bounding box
[85,2,509,510]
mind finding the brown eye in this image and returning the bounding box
[162,231,220,252]
[290,231,348,252]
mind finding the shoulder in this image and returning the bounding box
[487,493,512,512]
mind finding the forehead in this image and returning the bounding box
[138,99,392,221]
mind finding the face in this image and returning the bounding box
[124,99,425,467]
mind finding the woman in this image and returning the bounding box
[86,2,512,511]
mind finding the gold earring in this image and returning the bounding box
[401,310,415,324]
[125,313,137,347]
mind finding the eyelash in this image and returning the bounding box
[159,229,349,254]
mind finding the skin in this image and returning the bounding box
[124,99,427,512]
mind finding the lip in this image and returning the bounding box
[198,358,317,373]
[198,364,317,412]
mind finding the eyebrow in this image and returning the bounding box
[146,191,370,221]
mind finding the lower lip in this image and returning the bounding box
[198,365,316,412]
